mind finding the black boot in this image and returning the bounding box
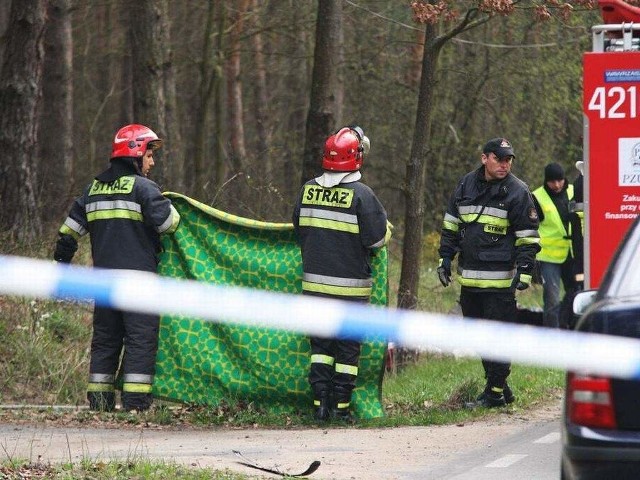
[122,392,153,412]
[87,391,116,412]
[466,386,506,409]
[313,391,331,422]
[503,382,515,404]
[332,385,354,422]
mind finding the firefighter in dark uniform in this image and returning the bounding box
[437,137,540,408]
[53,124,181,412]
[292,126,391,422]
[569,161,584,289]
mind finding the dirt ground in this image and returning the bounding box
[0,398,562,480]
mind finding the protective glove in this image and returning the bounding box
[53,234,78,264]
[511,269,532,291]
[437,257,452,287]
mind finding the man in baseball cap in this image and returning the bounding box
[483,138,515,160]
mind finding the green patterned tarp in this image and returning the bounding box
[153,192,388,418]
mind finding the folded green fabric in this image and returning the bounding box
[153,193,388,418]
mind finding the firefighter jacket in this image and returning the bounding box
[569,174,584,282]
[55,159,180,272]
[292,175,390,300]
[438,166,540,291]
[532,183,574,264]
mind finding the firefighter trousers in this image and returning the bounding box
[309,336,361,404]
[88,306,160,411]
[459,288,517,389]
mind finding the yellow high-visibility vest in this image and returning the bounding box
[533,184,574,264]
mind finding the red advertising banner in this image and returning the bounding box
[583,51,640,288]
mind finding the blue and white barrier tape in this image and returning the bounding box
[2,254,640,379]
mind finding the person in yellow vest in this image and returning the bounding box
[532,162,576,329]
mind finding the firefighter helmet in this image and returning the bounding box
[111,124,163,159]
[322,126,370,172]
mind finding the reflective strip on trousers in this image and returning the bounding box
[122,373,154,393]
[302,273,372,297]
[87,383,115,392]
[89,373,115,383]
[335,362,358,376]
[311,354,335,366]
[123,383,153,393]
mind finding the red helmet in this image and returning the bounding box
[321,126,369,172]
[111,124,163,159]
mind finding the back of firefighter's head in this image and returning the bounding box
[322,126,370,172]
[111,124,163,172]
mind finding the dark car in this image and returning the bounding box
[562,215,640,479]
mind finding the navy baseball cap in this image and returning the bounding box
[483,138,515,160]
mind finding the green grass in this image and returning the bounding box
[377,354,563,427]
[0,458,253,479]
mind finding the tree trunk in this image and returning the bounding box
[226,0,249,174]
[0,0,46,242]
[0,1,12,76]
[282,1,311,201]
[395,22,442,367]
[129,0,166,187]
[159,0,183,193]
[251,0,270,170]
[40,0,74,224]
[301,0,343,184]
[188,2,226,203]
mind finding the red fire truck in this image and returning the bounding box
[583,0,640,288]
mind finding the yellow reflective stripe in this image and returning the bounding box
[87,209,144,222]
[301,185,354,207]
[443,220,459,232]
[311,354,335,366]
[302,281,371,297]
[459,214,509,227]
[87,383,115,392]
[458,277,512,288]
[298,217,359,234]
[336,402,350,409]
[484,224,506,235]
[59,224,81,240]
[369,225,391,249]
[335,363,358,376]
[519,274,532,284]
[89,176,135,195]
[122,382,153,393]
[60,217,88,239]
[515,237,540,246]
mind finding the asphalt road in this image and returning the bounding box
[0,402,562,480]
